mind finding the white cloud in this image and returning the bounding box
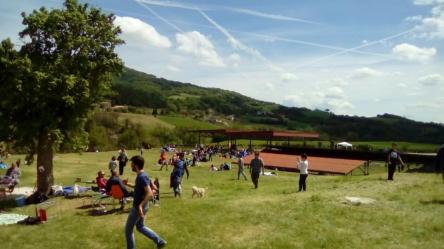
[350,67,383,79]
[114,16,171,48]
[397,83,408,88]
[405,15,423,22]
[325,99,355,114]
[409,1,444,39]
[167,65,181,72]
[392,43,437,62]
[418,73,444,86]
[325,86,344,99]
[413,0,444,5]
[282,86,353,114]
[176,31,225,67]
[280,72,299,82]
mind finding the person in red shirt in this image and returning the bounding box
[96,170,107,192]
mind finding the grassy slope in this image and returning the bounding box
[1,151,444,249]
[158,115,223,129]
[117,112,174,129]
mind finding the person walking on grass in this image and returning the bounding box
[118,146,129,176]
[124,156,167,249]
[297,153,309,192]
[387,143,405,181]
[250,151,264,189]
[237,152,247,180]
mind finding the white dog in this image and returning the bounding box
[191,186,207,198]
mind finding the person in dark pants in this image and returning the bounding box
[124,156,166,249]
[249,151,264,189]
[106,170,132,209]
[118,147,129,176]
[171,153,188,198]
[297,154,309,192]
[387,143,405,181]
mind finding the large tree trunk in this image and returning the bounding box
[36,134,55,195]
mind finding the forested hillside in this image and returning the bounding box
[111,68,444,144]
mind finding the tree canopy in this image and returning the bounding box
[0,0,123,194]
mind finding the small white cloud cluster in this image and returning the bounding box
[411,0,444,39]
[418,73,444,86]
[114,16,228,68]
[114,16,172,48]
[392,43,436,62]
[176,31,225,68]
[283,85,354,115]
[350,67,383,79]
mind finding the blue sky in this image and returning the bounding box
[1,0,444,123]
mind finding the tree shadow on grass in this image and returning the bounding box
[420,199,444,205]
[405,163,436,173]
[77,206,131,217]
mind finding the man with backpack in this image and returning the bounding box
[387,143,405,181]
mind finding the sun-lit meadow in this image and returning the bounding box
[1,149,444,249]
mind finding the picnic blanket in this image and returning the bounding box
[0,213,29,225]
[63,185,90,196]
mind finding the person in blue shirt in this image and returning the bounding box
[124,156,167,249]
[171,153,189,197]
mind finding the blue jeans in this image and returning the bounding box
[125,206,163,249]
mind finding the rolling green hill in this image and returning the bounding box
[111,67,444,144]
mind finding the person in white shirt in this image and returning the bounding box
[297,153,309,192]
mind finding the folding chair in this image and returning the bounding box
[111,185,125,210]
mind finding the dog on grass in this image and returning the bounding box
[191,186,207,198]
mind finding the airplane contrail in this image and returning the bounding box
[136,0,320,25]
[293,28,415,69]
[136,1,184,33]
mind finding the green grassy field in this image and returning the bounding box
[1,150,444,249]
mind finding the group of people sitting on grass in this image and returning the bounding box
[191,145,218,166]
[94,149,162,208]
[95,169,160,208]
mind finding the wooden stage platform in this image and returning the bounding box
[240,152,366,175]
